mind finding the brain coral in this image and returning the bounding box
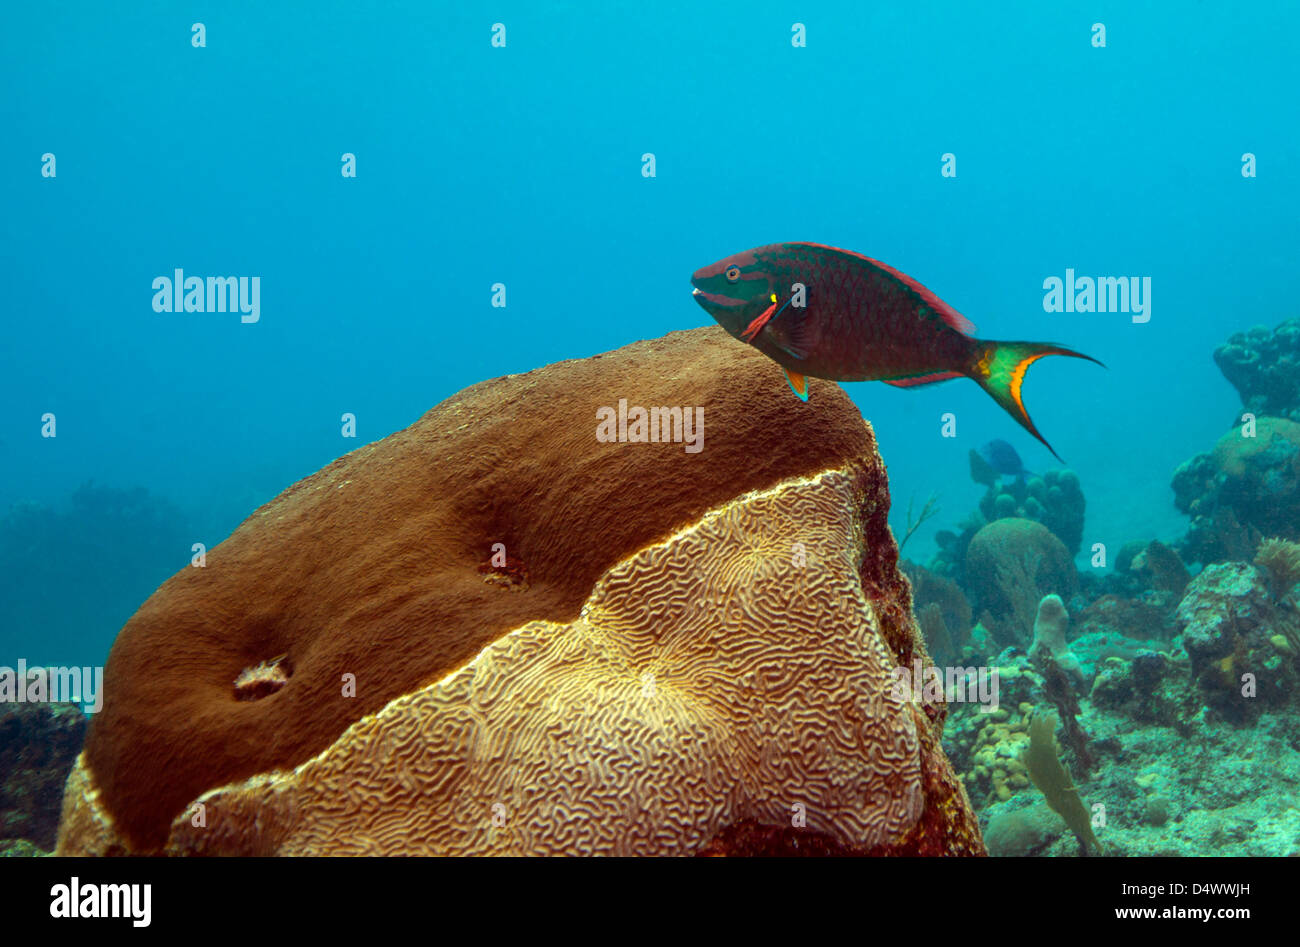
[58,327,983,856]
[964,518,1078,645]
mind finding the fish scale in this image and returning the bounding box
[755,244,972,381]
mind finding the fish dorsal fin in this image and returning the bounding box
[883,370,963,388]
[783,367,809,401]
[796,242,977,336]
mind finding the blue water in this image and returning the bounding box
[2,2,1297,666]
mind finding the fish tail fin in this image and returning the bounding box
[966,341,1104,462]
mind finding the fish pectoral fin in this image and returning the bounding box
[771,315,812,359]
[783,367,810,401]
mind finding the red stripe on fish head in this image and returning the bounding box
[690,246,779,337]
[691,247,759,283]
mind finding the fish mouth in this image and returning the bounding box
[690,284,746,309]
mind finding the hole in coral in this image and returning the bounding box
[477,549,530,591]
[233,653,293,701]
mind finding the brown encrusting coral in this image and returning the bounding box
[59,327,983,857]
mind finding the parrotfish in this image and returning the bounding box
[970,439,1034,485]
[690,242,1102,460]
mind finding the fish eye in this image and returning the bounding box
[724,265,741,282]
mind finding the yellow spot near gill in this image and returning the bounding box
[770,293,778,303]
